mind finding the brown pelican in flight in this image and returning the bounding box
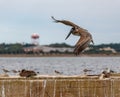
[52,16,94,55]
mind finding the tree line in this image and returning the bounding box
[0,43,120,54]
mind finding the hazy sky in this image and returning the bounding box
[0,0,120,45]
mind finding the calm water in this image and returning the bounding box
[0,57,120,75]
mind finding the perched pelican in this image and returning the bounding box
[99,68,113,79]
[99,71,111,80]
[52,16,94,55]
[19,69,37,77]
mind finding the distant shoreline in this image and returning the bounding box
[0,54,120,57]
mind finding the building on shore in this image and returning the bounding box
[23,45,74,54]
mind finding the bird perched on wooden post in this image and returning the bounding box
[52,16,94,55]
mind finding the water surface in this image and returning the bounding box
[0,57,120,75]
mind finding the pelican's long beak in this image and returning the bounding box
[91,40,94,45]
[65,30,72,40]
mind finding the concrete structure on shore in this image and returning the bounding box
[23,45,74,54]
[0,74,120,97]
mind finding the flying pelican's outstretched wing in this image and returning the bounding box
[51,16,79,28]
[51,16,80,40]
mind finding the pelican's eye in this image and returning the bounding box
[72,27,75,30]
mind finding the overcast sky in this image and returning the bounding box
[0,0,120,45]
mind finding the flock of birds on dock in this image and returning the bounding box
[0,68,116,80]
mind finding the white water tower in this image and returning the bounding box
[31,33,40,45]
